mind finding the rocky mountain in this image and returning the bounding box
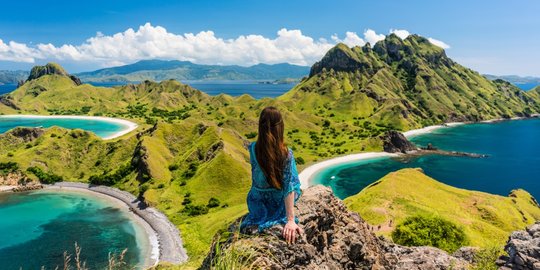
[202,186,471,270]
[75,60,310,82]
[282,34,540,132]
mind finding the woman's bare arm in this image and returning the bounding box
[283,192,303,243]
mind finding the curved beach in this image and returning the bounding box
[299,121,467,188]
[46,182,188,266]
[0,115,138,140]
[299,116,540,188]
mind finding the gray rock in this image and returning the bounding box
[201,186,468,270]
[498,221,540,270]
[380,130,417,153]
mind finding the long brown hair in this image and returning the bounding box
[255,106,288,189]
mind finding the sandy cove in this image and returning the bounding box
[45,182,188,266]
[0,115,138,140]
[298,116,540,188]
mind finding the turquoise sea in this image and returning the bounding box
[312,118,540,200]
[0,116,130,139]
[0,190,148,270]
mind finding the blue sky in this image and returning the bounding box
[1,0,539,75]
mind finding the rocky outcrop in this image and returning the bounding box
[381,130,418,153]
[25,63,82,86]
[6,127,45,142]
[497,221,540,270]
[201,186,468,270]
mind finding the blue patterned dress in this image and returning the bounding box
[241,142,302,232]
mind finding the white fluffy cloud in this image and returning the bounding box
[428,37,450,49]
[0,24,450,68]
[363,29,386,45]
[390,29,411,39]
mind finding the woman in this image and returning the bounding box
[241,106,303,244]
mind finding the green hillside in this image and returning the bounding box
[345,168,540,247]
[1,34,540,267]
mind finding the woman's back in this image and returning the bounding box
[241,142,301,231]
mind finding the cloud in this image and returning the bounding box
[428,37,450,49]
[363,29,385,45]
[0,24,450,68]
[0,39,38,63]
[390,29,410,40]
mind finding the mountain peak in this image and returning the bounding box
[26,63,82,86]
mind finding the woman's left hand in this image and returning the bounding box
[283,220,303,244]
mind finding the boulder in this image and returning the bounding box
[201,186,468,270]
[498,221,540,269]
[380,131,417,153]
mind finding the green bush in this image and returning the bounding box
[183,204,209,216]
[27,166,63,184]
[183,162,199,178]
[295,156,305,165]
[207,197,221,208]
[0,162,19,174]
[89,163,133,185]
[391,215,468,253]
[244,132,257,139]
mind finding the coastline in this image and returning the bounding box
[298,115,540,188]
[0,114,138,140]
[43,182,188,266]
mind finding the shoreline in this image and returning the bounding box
[43,185,160,269]
[33,182,187,266]
[298,115,540,188]
[0,114,138,140]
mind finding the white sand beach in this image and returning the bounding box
[299,122,464,189]
[0,115,138,140]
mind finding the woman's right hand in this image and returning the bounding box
[283,220,303,244]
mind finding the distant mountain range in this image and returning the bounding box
[0,70,28,85]
[484,74,540,89]
[75,60,310,83]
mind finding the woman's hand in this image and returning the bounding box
[283,220,303,244]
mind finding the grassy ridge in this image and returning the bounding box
[345,168,540,247]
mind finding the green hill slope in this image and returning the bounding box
[282,35,540,129]
[345,168,540,247]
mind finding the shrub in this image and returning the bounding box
[183,204,209,216]
[207,197,221,208]
[27,166,63,184]
[295,156,305,165]
[168,164,179,171]
[0,162,19,174]
[244,132,257,139]
[391,215,468,253]
[183,162,198,178]
[88,163,133,185]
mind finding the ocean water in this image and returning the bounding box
[515,83,538,91]
[0,116,129,139]
[312,118,540,200]
[184,81,295,99]
[0,84,17,95]
[0,190,147,270]
[0,81,295,99]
